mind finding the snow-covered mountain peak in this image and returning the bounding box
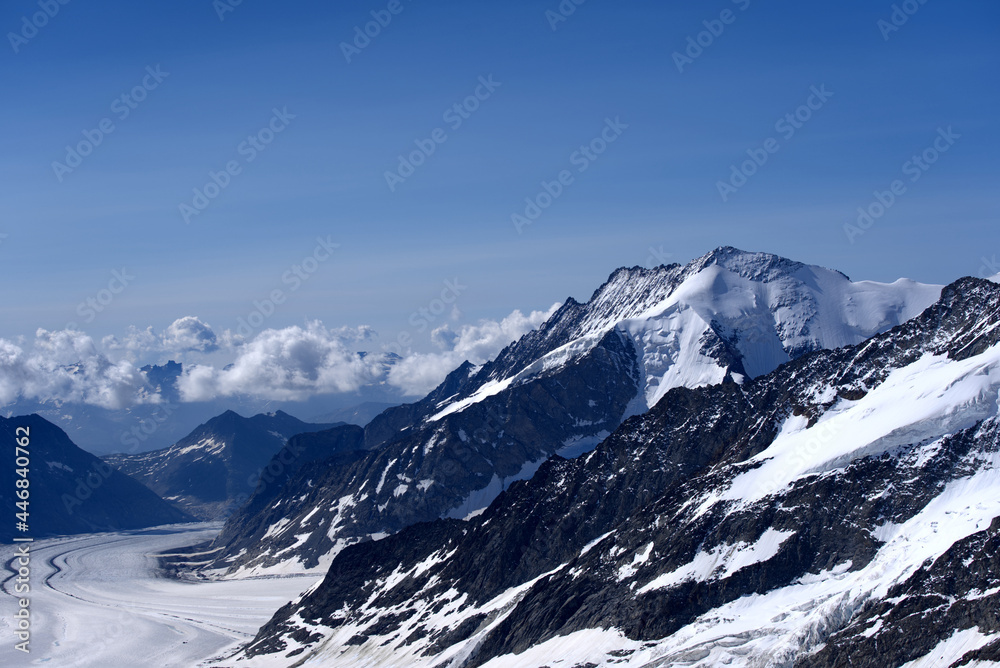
[447,248,942,417]
[689,245,819,282]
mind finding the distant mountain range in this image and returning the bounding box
[103,410,343,520]
[309,401,398,427]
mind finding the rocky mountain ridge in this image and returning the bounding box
[229,275,1000,668]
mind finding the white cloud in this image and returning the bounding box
[0,329,154,410]
[102,325,159,355]
[163,316,218,353]
[387,303,561,396]
[0,305,561,408]
[177,321,387,402]
[103,317,219,357]
[217,322,374,350]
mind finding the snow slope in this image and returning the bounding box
[622,263,938,410]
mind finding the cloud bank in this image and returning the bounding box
[0,329,152,410]
[177,321,385,402]
[0,307,560,409]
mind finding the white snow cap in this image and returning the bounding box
[432,247,944,420]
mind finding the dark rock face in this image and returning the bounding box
[208,424,370,569]
[206,328,643,574]
[103,410,341,520]
[0,415,193,541]
[238,277,1000,667]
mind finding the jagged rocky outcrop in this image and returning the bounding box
[103,410,341,520]
[202,247,940,577]
[0,415,193,541]
[231,277,1000,668]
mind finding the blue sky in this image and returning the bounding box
[1,0,998,350]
